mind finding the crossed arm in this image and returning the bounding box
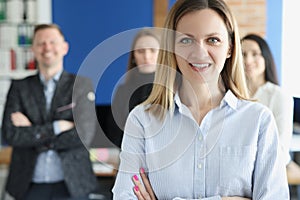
[11,111,74,132]
[131,168,251,200]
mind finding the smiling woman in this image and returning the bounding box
[112,0,289,199]
[241,34,297,187]
[174,9,231,91]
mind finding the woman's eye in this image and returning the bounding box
[136,49,146,54]
[180,38,193,44]
[207,37,220,44]
[253,52,261,57]
[150,48,158,53]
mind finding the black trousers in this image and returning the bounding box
[20,181,71,200]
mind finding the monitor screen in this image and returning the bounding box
[294,97,300,124]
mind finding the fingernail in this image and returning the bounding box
[140,168,145,173]
[134,185,139,192]
[133,175,139,181]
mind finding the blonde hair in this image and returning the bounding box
[144,0,249,119]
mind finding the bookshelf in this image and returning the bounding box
[0,0,37,74]
[0,0,51,133]
[0,0,51,76]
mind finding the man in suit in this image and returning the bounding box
[1,24,99,200]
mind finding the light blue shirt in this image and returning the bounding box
[112,90,289,200]
[32,70,64,183]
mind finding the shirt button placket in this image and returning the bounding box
[195,128,205,197]
[198,163,202,169]
[199,134,203,141]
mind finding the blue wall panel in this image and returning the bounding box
[52,0,153,105]
[52,0,283,103]
[168,0,176,10]
[266,0,282,84]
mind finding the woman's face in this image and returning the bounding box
[241,39,266,81]
[174,9,231,85]
[133,35,160,74]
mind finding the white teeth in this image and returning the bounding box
[192,63,209,68]
[43,52,52,58]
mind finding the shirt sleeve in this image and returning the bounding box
[112,108,148,200]
[252,108,290,199]
[173,196,222,200]
[270,90,294,164]
[53,121,61,135]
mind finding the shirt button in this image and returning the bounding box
[199,135,203,141]
[198,163,202,169]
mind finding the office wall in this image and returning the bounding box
[51,0,287,147]
[281,1,300,98]
[266,0,282,84]
[52,0,282,104]
[168,0,282,84]
[52,0,153,105]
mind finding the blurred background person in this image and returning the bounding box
[105,28,160,148]
[1,24,99,200]
[241,33,299,184]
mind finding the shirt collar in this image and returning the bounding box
[219,90,238,110]
[174,89,239,112]
[39,69,63,84]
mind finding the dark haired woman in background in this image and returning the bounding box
[242,33,298,183]
[106,28,160,147]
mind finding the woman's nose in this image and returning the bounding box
[192,42,209,58]
[143,49,152,59]
[244,53,253,65]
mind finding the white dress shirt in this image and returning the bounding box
[112,90,289,200]
[32,71,64,183]
[253,81,294,164]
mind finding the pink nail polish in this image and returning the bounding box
[134,185,139,192]
[140,168,145,173]
[133,175,139,181]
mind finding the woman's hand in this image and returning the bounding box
[131,168,250,200]
[132,168,157,200]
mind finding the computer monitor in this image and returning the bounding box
[294,97,300,124]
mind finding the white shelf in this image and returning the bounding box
[0,0,51,131]
[0,70,37,80]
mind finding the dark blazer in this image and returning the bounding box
[1,71,99,199]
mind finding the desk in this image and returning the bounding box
[90,148,120,177]
[290,123,300,152]
[0,146,120,177]
[290,134,300,152]
[0,147,12,165]
[288,124,300,185]
[0,147,118,200]
[93,162,117,177]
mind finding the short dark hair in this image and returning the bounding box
[33,23,65,40]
